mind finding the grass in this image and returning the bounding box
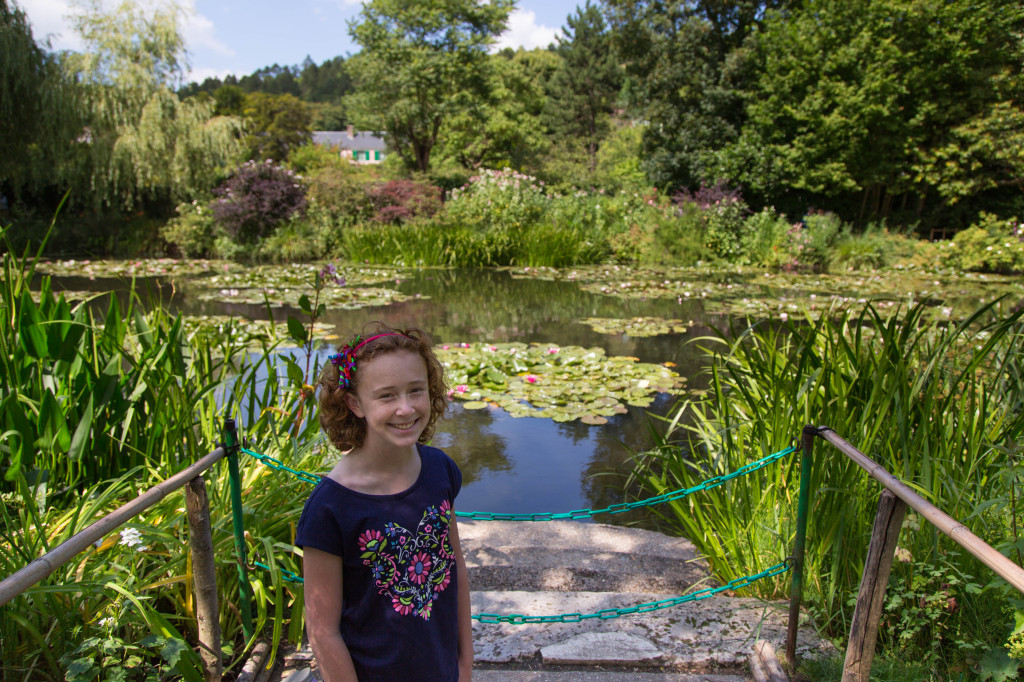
[630,299,1024,677]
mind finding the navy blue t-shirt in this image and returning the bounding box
[295,444,463,681]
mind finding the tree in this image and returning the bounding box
[63,0,243,210]
[729,0,1024,224]
[243,92,312,161]
[544,2,621,172]
[437,51,545,171]
[345,0,514,172]
[0,0,76,199]
[604,0,787,189]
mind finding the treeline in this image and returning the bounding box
[2,0,1023,247]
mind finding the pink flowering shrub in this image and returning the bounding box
[367,179,442,224]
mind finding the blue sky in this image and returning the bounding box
[19,0,583,84]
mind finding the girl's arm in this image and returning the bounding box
[303,547,359,682]
[449,517,474,681]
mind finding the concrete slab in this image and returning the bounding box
[471,590,833,670]
[540,632,664,666]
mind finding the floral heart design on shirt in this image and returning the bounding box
[357,499,455,620]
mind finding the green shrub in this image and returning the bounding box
[790,211,848,271]
[651,202,711,265]
[831,223,921,271]
[161,199,219,258]
[950,212,1024,273]
[304,164,374,225]
[742,207,794,268]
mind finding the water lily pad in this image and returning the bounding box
[461,401,488,410]
[581,414,608,425]
[582,316,689,337]
[439,342,684,425]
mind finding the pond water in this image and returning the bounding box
[47,267,729,526]
[43,262,1024,527]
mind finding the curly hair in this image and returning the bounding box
[317,323,449,452]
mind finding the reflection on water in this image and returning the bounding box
[50,267,725,527]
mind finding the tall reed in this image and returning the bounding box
[631,301,1024,638]
[1,225,327,679]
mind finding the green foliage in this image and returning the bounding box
[445,169,548,232]
[949,213,1024,273]
[788,211,848,272]
[741,207,794,269]
[0,0,75,198]
[437,52,545,170]
[345,0,514,171]
[543,2,621,173]
[830,224,920,272]
[732,0,1024,225]
[630,299,1024,653]
[161,199,220,258]
[651,202,710,265]
[243,92,312,162]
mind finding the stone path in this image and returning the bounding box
[262,520,833,681]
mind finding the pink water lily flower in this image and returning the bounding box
[455,384,468,393]
[525,375,538,384]
[547,348,559,354]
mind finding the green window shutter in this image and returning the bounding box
[375,151,380,161]
[352,150,357,160]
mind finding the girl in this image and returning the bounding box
[295,324,473,681]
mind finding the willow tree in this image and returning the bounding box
[64,0,243,210]
[0,0,76,200]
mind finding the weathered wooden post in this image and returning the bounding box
[843,489,907,681]
[786,425,816,671]
[185,475,222,681]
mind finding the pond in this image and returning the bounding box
[38,260,1024,527]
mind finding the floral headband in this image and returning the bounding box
[328,333,405,389]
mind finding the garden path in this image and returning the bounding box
[259,521,834,681]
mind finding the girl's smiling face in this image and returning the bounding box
[344,349,431,452]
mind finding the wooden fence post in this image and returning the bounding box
[843,489,907,681]
[185,475,222,682]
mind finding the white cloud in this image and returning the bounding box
[18,0,83,51]
[493,8,561,52]
[181,6,233,56]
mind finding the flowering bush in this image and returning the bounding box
[444,169,548,232]
[367,179,442,224]
[949,212,1024,273]
[784,211,847,271]
[211,160,307,244]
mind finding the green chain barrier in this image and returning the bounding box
[240,446,321,484]
[474,560,791,624]
[239,444,796,522]
[247,558,790,623]
[459,444,795,521]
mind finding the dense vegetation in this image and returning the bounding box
[2,0,1024,679]
[2,0,1022,254]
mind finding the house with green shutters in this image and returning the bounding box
[311,126,387,164]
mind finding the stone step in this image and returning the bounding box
[460,519,712,593]
[471,590,832,670]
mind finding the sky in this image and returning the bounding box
[18,0,583,84]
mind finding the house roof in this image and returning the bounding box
[312,130,387,152]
